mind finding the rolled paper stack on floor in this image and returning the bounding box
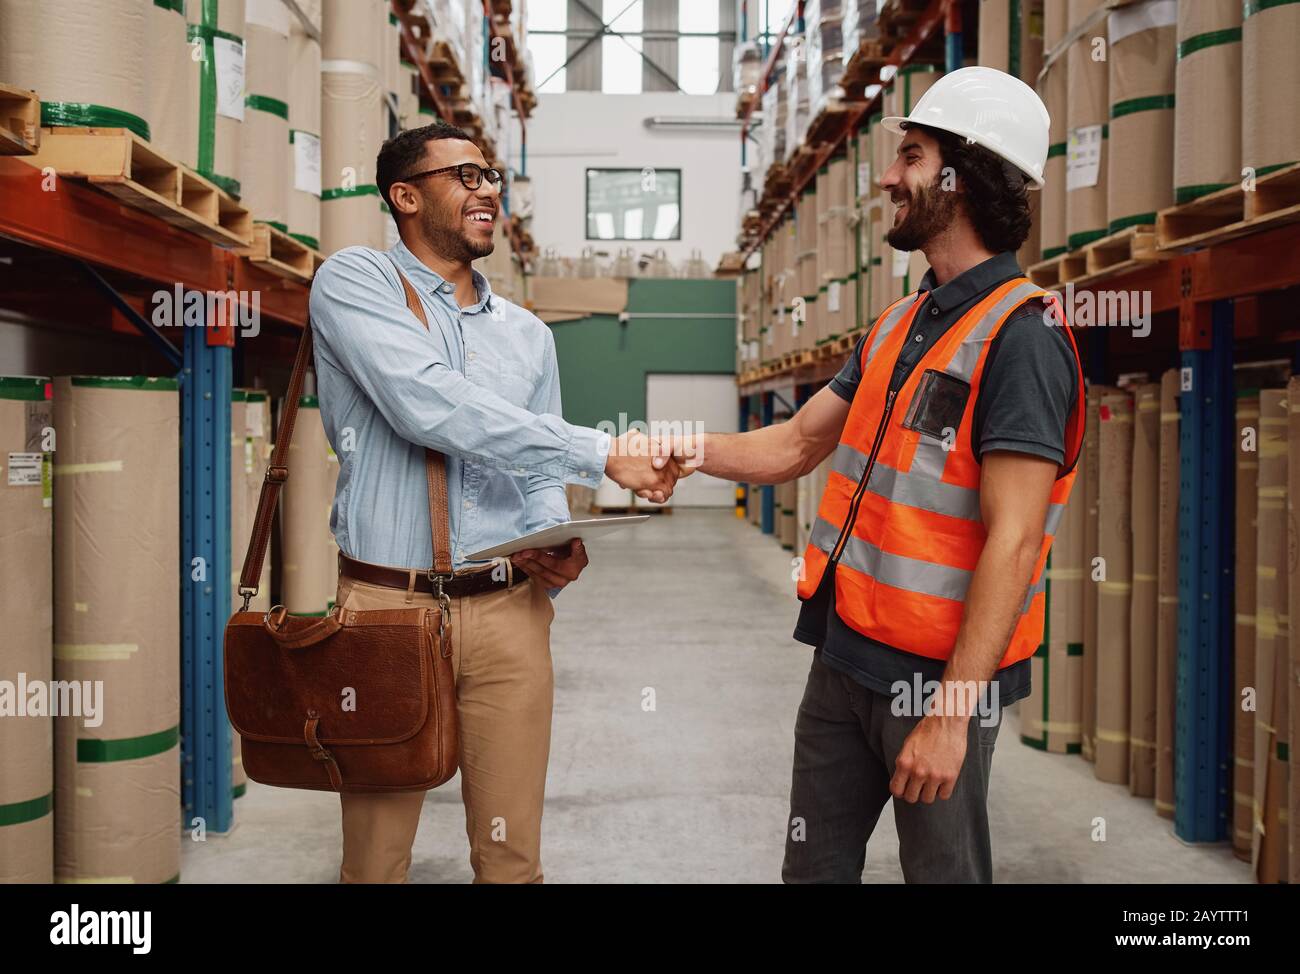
[1094,388,1133,785]
[0,377,53,883]
[52,377,180,884]
[1233,391,1260,857]
[1154,370,1180,819]
[1128,383,1161,796]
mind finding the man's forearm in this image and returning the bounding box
[937,529,1042,714]
[686,428,810,485]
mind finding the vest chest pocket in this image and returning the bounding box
[902,369,971,442]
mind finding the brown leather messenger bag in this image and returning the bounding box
[224,267,458,793]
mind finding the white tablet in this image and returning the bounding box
[463,515,651,561]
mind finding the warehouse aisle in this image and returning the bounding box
[182,510,1250,884]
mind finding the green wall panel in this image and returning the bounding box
[548,278,736,430]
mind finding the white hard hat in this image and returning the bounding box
[880,66,1051,190]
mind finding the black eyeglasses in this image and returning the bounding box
[398,163,503,191]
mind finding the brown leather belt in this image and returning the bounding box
[338,553,529,599]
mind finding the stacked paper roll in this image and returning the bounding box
[1065,0,1108,251]
[0,378,53,883]
[241,391,272,613]
[1106,0,1176,234]
[1095,388,1133,785]
[281,398,334,616]
[243,0,292,227]
[147,0,195,164]
[1039,0,1069,259]
[288,0,323,250]
[1174,1,1240,204]
[0,0,150,139]
[1242,0,1300,177]
[52,377,180,884]
[187,0,247,198]
[321,0,389,253]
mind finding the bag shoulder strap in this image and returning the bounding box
[237,265,453,602]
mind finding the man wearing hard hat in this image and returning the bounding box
[664,67,1084,882]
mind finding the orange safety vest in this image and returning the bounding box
[797,277,1086,670]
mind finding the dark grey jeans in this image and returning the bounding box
[782,654,1001,884]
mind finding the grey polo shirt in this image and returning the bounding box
[794,251,1079,706]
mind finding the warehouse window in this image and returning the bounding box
[678,0,720,94]
[527,0,568,93]
[586,168,682,241]
[602,0,644,94]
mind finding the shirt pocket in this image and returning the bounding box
[475,352,538,409]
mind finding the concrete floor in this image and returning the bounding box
[183,509,1251,883]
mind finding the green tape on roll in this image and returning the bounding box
[77,725,179,763]
[69,376,179,391]
[187,22,243,198]
[1255,160,1299,178]
[1067,228,1107,250]
[289,128,319,142]
[231,388,247,402]
[0,376,48,401]
[246,94,289,119]
[0,792,52,827]
[41,103,150,142]
[1109,212,1157,234]
[1047,142,1067,159]
[1067,643,1084,656]
[1111,94,1175,120]
[245,391,268,403]
[1176,27,1241,59]
[1245,0,1300,18]
[289,232,320,250]
[154,0,185,12]
[260,220,289,233]
[321,185,381,201]
[201,0,219,26]
[1041,245,1068,260]
[1175,182,1232,204]
[298,395,319,408]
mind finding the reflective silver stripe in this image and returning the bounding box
[1044,502,1065,536]
[839,532,974,603]
[1021,573,1048,614]
[947,280,1045,382]
[867,461,982,520]
[865,294,922,368]
[830,442,868,482]
[809,516,839,555]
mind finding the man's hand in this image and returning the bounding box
[512,539,589,591]
[890,715,969,804]
[604,430,679,503]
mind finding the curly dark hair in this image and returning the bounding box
[376,122,476,211]
[907,122,1033,253]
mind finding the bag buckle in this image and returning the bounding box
[238,586,257,611]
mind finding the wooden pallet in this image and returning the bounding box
[429,39,465,83]
[237,223,321,283]
[0,83,40,155]
[805,99,858,147]
[1027,248,1089,289]
[1075,224,1164,285]
[24,126,252,247]
[1157,163,1300,251]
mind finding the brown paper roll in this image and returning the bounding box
[1154,370,1179,818]
[281,400,333,615]
[242,18,291,225]
[0,382,53,883]
[52,378,180,884]
[1095,388,1134,784]
[1107,10,1175,232]
[1242,0,1300,175]
[147,1,195,164]
[1128,384,1160,797]
[1174,0,1241,203]
[322,0,387,66]
[1081,384,1117,762]
[1065,0,1109,250]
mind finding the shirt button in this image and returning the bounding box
[463,500,472,510]
[468,352,476,360]
[441,283,453,293]
[579,470,589,478]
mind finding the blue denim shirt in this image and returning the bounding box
[308,240,609,574]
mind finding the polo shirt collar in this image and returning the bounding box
[390,240,495,315]
[916,251,1022,313]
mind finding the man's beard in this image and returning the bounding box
[420,201,496,262]
[886,173,958,252]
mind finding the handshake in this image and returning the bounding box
[603,430,703,504]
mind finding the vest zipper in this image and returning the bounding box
[826,386,897,568]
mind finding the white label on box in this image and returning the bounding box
[1066,125,1103,192]
[7,452,41,487]
[245,400,264,437]
[1180,367,1193,392]
[1108,0,1177,46]
[293,132,322,197]
[214,36,246,121]
[892,248,910,278]
[828,281,841,312]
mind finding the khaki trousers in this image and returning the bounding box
[334,572,555,884]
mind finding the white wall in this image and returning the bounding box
[515,92,741,267]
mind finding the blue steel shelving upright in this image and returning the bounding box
[180,325,235,835]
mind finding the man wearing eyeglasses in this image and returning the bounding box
[308,123,678,884]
